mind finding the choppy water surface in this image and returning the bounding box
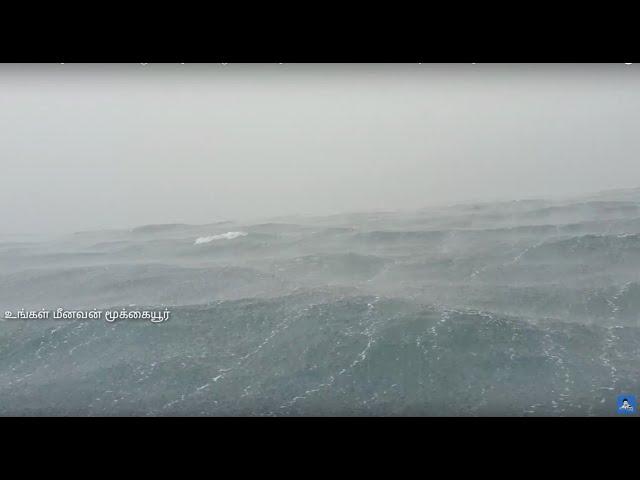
[2,189,640,416]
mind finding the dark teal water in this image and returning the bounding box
[2,190,640,416]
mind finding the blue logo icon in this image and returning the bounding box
[617,395,636,414]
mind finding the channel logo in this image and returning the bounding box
[617,395,636,414]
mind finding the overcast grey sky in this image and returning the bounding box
[2,63,640,234]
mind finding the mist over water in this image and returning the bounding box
[1,64,640,416]
[2,188,640,416]
[3,63,640,234]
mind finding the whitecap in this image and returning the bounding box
[194,231,248,245]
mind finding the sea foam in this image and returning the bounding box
[194,231,248,245]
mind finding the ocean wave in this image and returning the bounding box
[4,188,640,416]
[194,232,248,245]
[521,233,640,262]
[2,295,638,416]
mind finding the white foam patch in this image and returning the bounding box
[194,232,248,245]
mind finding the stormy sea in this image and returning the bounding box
[2,188,640,416]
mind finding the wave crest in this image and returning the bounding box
[194,232,248,245]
